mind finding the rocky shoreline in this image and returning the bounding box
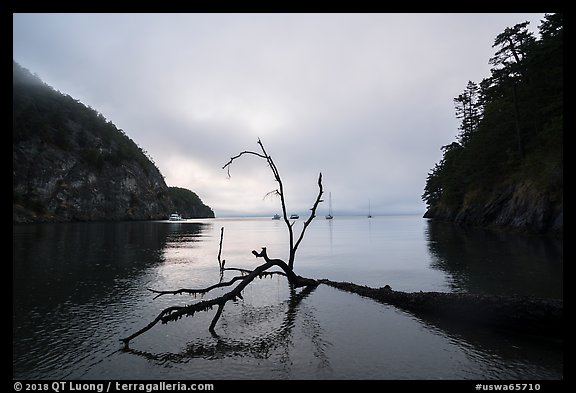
[423,182,562,235]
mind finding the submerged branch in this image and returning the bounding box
[252,247,318,288]
[147,274,247,299]
[122,139,323,349]
[319,279,563,339]
[209,304,225,332]
[122,284,319,362]
[217,227,224,270]
[120,306,184,348]
[122,248,318,347]
[222,267,287,277]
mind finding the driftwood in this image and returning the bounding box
[121,139,322,348]
[122,284,321,362]
[222,139,324,269]
[120,247,319,347]
[319,279,563,340]
[120,139,561,349]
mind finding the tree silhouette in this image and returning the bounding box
[222,139,324,270]
[454,81,483,145]
[487,21,536,161]
[423,14,562,226]
[121,139,321,347]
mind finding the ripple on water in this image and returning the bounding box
[13,219,562,379]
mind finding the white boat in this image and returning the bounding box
[289,214,299,219]
[368,200,372,218]
[272,214,281,220]
[169,213,182,221]
[325,192,333,219]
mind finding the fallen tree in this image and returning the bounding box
[121,139,320,348]
[120,139,562,349]
[319,280,563,340]
[123,284,323,363]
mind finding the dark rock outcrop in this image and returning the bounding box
[424,181,563,235]
[13,61,181,223]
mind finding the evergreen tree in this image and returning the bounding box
[423,14,562,214]
[489,21,536,80]
[454,81,483,145]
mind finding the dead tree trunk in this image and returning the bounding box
[222,138,324,269]
[121,247,318,347]
[123,284,319,361]
[319,279,562,340]
[120,139,561,349]
[121,139,322,348]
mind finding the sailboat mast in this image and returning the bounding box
[326,192,334,219]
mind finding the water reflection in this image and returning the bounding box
[13,222,208,306]
[402,302,563,379]
[327,219,333,251]
[425,220,563,298]
[13,218,562,379]
[122,285,330,372]
[13,221,208,379]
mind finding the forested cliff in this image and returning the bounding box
[168,187,214,219]
[13,61,214,223]
[422,14,562,234]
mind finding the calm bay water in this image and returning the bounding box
[13,216,562,379]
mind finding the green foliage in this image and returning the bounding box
[454,81,483,146]
[13,61,161,176]
[489,20,536,79]
[423,14,563,209]
[168,187,215,218]
[13,61,216,222]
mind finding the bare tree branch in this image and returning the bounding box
[147,275,247,299]
[252,247,318,288]
[121,248,318,347]
[148,267,287,300]
[122,284,320,361]
[290,172,323,269]
[223,267,287,277]
[222,150,268,177]
[221,139,325,269]
[209,304,225,332]
[120,306,187,348]
[121,136,562,352]
[263,189,281,200]
[217,227,224,271]
[121,139,322,348]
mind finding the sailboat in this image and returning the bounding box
[368,199,372,218]
[325,192,334,220]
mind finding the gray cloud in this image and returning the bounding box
[13,13,546,216]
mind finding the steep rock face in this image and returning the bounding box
[13,142,173,222]
[13,62,174,223]
[424,182,563,235]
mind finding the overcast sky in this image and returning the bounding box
[13,13,546,217]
